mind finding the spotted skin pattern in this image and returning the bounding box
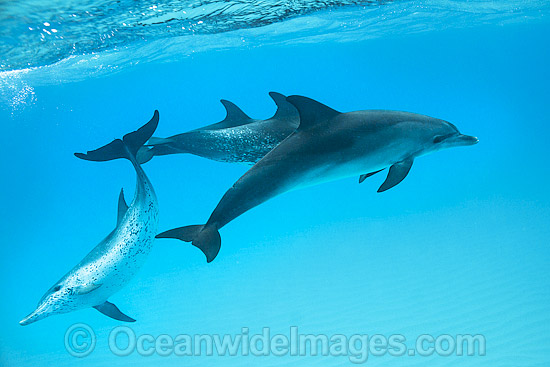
[145,92,300,164]
[158,123,294,164]
[20,151,158,325]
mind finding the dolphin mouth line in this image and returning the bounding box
[19,316,34,326]
[19,309,42,326]
[448,134,479,146]
[20,293,53,326]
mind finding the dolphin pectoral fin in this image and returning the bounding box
[286,95,340,131]
[75,283,102,295]
[156,225,221,263]
[148,137,173,145]
[117,189,129,226]
[377,159,414,193]
[136,146,155,164]
[359,169,385,184]
[93,301,136,322]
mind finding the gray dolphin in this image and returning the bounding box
[156,95,478,263]
[20,112,160,325]
[137,92,299,164]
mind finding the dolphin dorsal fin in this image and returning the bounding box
[268,92,298,120]
[220,99,252,125]
[286,95,340,131]
[117,188,129,226]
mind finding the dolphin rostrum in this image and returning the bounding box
[156,95,478,263]
[137,92,299,164]
[20,112,160,325]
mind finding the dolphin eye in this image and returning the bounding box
[433,135,450,144]
[53,285,61,292]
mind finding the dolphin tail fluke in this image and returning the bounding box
[75,110,159,162]
[156,225,221,263]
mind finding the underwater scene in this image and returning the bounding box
[1,0,549,365]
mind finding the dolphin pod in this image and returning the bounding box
[156,94,478,263]
[20,112,160,325]
[21,92,477,324]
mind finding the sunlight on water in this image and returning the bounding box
[1,0,548,74]
[0,0,548,113]
[0,0,388,72]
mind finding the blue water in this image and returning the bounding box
[1,1,550,366]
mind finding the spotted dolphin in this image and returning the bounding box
[156,95,478,262]
[137,92,299,164]
[20,112,160,325]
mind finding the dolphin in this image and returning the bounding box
[20,112,160,325]
[137,92,299,164]
[156,95,478,262]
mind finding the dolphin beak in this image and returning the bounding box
[19,313,38,326]
[19,303,49,326]
[448,134,479,146]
